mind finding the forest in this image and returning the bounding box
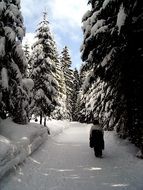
[0,0,143,156]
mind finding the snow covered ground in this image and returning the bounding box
[46,119,72,136]
[0,118,47,179]
[0,120,143,190]
[30,118,71,137]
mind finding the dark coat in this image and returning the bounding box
[89,125,104,149]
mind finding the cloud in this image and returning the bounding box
[22,32,36,53]
[72,53,82,70]
[21,0,45,19]
[23,33,35,44]
[21,0,89,69]
[47,0,88,27]
[53,33,64,52]
[21,0,89,35]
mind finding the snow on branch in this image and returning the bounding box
[11,61,22,80]
[9,4,19,17]
[90,9,101,25]
[86,19,107,42]
[16,26,25,41]
[0,37,6,58]
[82,10,92,22]
[22,78,34,90]
[4,27,16,43]
[102,0,115,9]
[1,68,9,90]
[15,43,24,58]
[91,19,105,35]
[116,3,127,34]
[101,48,115,67]
[0,1,6,15]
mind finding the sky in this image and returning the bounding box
[21,0,90,70]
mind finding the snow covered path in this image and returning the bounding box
[0,122,143,190]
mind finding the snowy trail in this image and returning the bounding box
[0,122,143,190]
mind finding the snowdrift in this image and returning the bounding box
[0,118,47,179]
[46,119,71,136]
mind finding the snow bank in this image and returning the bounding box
[46,119,71,136]
[0,118,47,179]
[0,135,16,166]
[31,118,71,137]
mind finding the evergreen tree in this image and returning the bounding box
[30,12,58,125]
[0,0,29,124]
[81,0,143,150]
[78,63,93,123]
[77,90,86,123]
[80,0,129,128]
[51,44,67,120]
[23,42,30,61]
[23,42,31,77]
[72,68,80,121]
[60,46,74,120]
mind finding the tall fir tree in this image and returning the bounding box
[80,0,143,151]
[60,46,74,120]
[78,63,93,123]
[0,0,30,124]
[23,42,31,77]
[72,68,80,121]
[50,44,67,120]
[30,11,59,125]
[23,42,30,61]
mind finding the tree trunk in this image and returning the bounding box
[40,112,42,125]
[44,117,46,126]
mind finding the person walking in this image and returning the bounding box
[89,119,104,158]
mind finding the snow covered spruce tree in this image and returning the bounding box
[79,62,114,127]
[30,12,59,125]
[75,64,88,123]
[50,44,68,120]
[0,0,31,124]
[81,0,143,151]
[23,42,31,77]
[72,68,80,121]
[60,46,74,120]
